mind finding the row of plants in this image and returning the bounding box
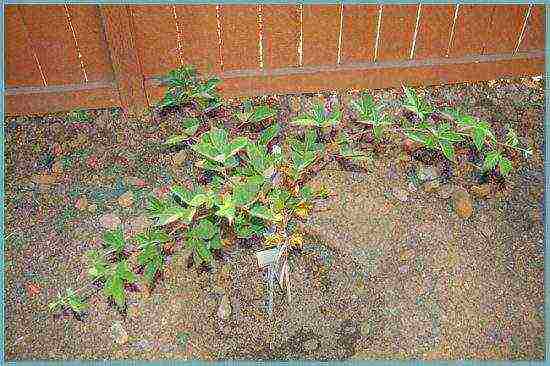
[49,65,532,321]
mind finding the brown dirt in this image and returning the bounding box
[3,77,544,360]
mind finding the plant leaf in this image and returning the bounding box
[250,204,283,222]
[195,219,217,240]
[483,150,501,171]
[472,127,486,151]
[498,155,513,176]
[103,228,125,254]
[215,194,236,224]
[250,105,277,124]
[153,205,196,226]
[438,139,455,162]
[258,123,281,146]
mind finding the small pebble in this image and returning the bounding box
[391,187,409,202]
[99,213,122,230]
[398,265,410,274]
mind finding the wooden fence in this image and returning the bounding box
[5,4,545,117]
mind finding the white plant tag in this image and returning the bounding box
[255,247,279,268]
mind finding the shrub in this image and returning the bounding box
[49,66,531,320]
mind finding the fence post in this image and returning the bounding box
[99,5,149,117]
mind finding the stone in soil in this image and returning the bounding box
[470,184,492,199]
[423,179,440,193]
[437,184,454,200]
[289,96,302,114]
[51,161,63,175]
[417,166,439,183]
[129,215,152,235]
[75,196,89,211]
[111,321,129,345]
[391,187,409,202]
[217,293,232,320]
[387,165,399,180]
[118,191,134,208]
[172,150,188,167]
[452,188,473,219]
[99,213,122,230]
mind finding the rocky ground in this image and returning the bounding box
[3,77,545,360]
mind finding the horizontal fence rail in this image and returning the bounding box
[4,4,546,116]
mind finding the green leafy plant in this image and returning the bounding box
[67,109,92,123]
[50,65,533,321]
[235,100,277,125]
[292,102,342,130]
[350,93,393,140]
[156,65,222,115]
[164,117,201,146]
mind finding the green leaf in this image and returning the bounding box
[483,150,501,171]
[476,120,496,142]
[215,194,236,224]
[86,250,108,279]
[66,289,87,312]
[352,93,377,122]
[250,105,277,124]
[208,235,223,250]
[324,108,342,127]
[144,262,160,283]
[258,123,281,146]
[291,115,318,127]
[195,240,213,263]
[103,228,125,254]
[402,85,433,120]
[192,139,221,161]
[195,219,217,240]
[472,127,486,151]
[250,204,283,222]
[304,130,317,149]
[171,186,194,205]
[225,137,250,158]
[405,131,430,145]
[438,130,464,143]
[210,128,229,153]
[233,182,260,207]
[188,193,210,208]
[104,275,125,308]
[164,134,188,146]
[373,125,384,140]
[438,139,455,162]
[181,117,200,135]
[116,261,137,283]
[153,205,196,226]
[498,156,513,176]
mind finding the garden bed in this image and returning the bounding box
[4,76,545,360]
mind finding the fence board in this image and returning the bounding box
[131,5,181,78]
[146,53,543,102]
[4,5,546,117]
[5,6,44,87]
[220,5,260,71]
[175,5,221,74]
[519,5,545,52]
[100,5,148,117]
[377,5,417,61]
[484,5,528,54]
[449,5,494,57]
[6,82,118,116]
[340,5,378,64]
[303,5,341,66]
[414,5,455,59]
[17,5,84,85]
[262,5,300,69]
[67,5,114,82]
